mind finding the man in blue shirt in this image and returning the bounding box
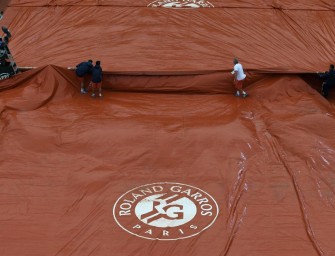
[318,64,335,98]
[75,59,93,93]
[89,60,103,97]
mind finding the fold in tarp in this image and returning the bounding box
[2,6,334,73]
[0,65,77,112]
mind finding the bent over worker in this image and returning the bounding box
[75,59,93,93]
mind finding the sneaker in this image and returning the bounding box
[98,93,103,97]
[91,93,96,97]
[80,88,87,94]
[235,92,240,97]
[242,92,248,98]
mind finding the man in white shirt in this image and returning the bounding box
[231,57,248,97]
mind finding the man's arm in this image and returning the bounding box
[319,72,329,79]
[234,69,238,80]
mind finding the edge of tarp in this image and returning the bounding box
[8,64,322,97]
[18,66,320,76]
[6,2,335,11]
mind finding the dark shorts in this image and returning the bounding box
[77,76,84,83]
[234,79,244,90]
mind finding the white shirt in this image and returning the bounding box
[234,63,246,81]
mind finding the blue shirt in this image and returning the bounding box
[75,61,93,77]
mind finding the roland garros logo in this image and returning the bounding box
[147,0,214,8]
[113,182,219,240]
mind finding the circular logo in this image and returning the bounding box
[113,182,219,240]
[147,0,214,8]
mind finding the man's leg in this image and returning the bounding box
[322,82,328,98]
[236,80,247,97]
[234,80,240,96]
[79,77,86,93]
[98,83,102,97]
[91,82,96,97]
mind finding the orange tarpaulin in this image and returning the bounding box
[1,66,335,255]
[2,4,335,73]
[7,0,335,9]
[1,0,335,256]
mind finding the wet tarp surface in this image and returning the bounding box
[1,1,335,256]
[2,0,335,72]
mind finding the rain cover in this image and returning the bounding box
[1,1,335,256]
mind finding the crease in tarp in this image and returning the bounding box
[223,164,248,255]
[262,130,324,255]
[0,65,77,113]
[247,76,334,255]
[271,140,324,255]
